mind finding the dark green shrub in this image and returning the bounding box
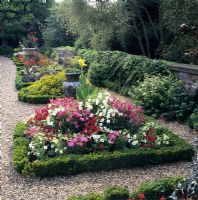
[18,71,65,103]
[0,46,14,56]
[65,67,81,73]
[161,33,198,65]
[68,193,103,200]
[66,177,183,200]
[188,107,198,129]
[78,49,171,93]
[133,76,195,120]
[131,176,184,200]
[104,186,129,200]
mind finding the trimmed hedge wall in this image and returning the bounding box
[13,122,194,177]
[18,89,63,104]
[77,49,171,96]
[67,176,184,200]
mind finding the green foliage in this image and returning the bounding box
[76,73,99,101]
[12,56,34,89]
[68,193,103,200]
[159,0,198,64]
[66,177,183,200]
[42,3,75,50]
[188,107,198,129]
[64,68,81,73]
[0,0,54,50]
[131,177,184,200]
[13,123,32,175]
[0,46,14,56]
[20,71,65,96]
[133,76,195,120]
[104,186,129,200]
[18,71,65,103]
[13,121,193,177]
[160,33,198,65]
[78,49,171,94]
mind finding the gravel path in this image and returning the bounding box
[0,56,196,200]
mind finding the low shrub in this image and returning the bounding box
[0,46,14,56]
[68,193,103,200]
[104,186,129,200]
[18,71,65,102]
[133,76,195,121]
[65,67,81,73]
[67,177,184,200]
[188,107,198,130]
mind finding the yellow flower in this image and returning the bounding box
[79,58,87,68]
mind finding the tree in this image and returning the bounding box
[42,3,75,49]
[0,0,54,51]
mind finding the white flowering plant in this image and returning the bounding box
[24,91,171,160]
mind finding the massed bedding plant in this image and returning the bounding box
[23,91,172,160]
[17,53,63,83]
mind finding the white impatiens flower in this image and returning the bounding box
[46,116,54,126]
[87,104,93,110]
[43,146,48,150]
[163,135,169,140]
[59,150,63,154]
[165,141,169,145]
[133,135,137,140]
[99,112,103,117]
[100,138,105,143]
[99,123,103,127]
[132,140,139,146]
[95,98,100,105]
[100,118,105,123]
[106,119,111,123]
[92,134,101,142]
[57,106,65,112]
[29,142,34,149]
[157,141,161,146]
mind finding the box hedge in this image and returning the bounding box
[18,89,63,104]
[67,176,184,200]
[13,122,194,177]
[77,49,171,96]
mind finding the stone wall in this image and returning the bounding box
[169,63,198,95]
[57,49,76,65]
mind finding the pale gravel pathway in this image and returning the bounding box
[0,56,195,200]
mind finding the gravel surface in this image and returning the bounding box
[0,56,196,200]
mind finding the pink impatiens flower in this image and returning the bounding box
[67,134,89,148]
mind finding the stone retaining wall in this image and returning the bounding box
[170,63,198,95]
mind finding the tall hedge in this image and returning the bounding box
[77,49,171,95]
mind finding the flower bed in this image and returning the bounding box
[13,92,194,177]
[12,57,34,89]
[67,176,184,200]
[12,54,63,90]
[18,71,65,104]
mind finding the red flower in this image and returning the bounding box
[34,107,49,121]
[83,115,100,135]
[18,55,25,62]
[160,196,166,200]
[31,37,39,43]
[145,128,157,143]
[138,193,145,199]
